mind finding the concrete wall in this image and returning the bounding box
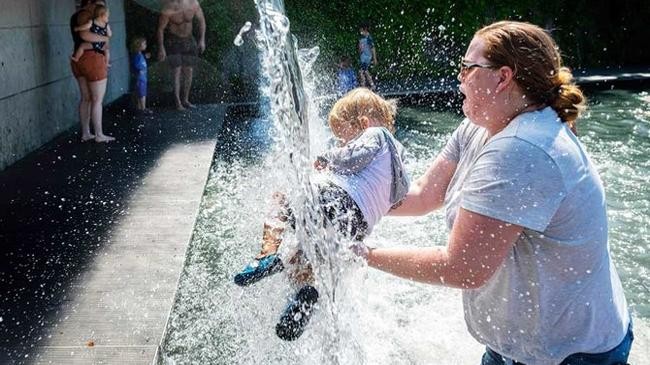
[0,0,129,171]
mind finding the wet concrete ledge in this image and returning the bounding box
[0,104,228,364]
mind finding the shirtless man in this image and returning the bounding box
[157,0,206,110]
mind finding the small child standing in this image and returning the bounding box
[130,37,152,114]
[358,22,377,90]
[337,56,358,95]
[71,4,112,66]
[234,88,410,341]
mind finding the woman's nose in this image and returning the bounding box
[457,70,464,83]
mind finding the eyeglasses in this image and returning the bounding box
[459,58,497,76]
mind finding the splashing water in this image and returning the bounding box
[160,1,650,363]
[252,1,366,362]
[234,21,253,46]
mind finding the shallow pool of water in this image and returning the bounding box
[160,89,650,364]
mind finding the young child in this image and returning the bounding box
[358,22,377,90]
[130,37,152,114]
[337,56,358,95]
[234,88,409,341]
[71,4,111,66]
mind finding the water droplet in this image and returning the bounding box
[234,21,253,46]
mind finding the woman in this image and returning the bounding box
[356,21,633,364]
[70,0,114,142]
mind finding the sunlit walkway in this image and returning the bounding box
[0,104,225,363]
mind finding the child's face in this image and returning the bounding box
[101,11,109,22]
[140,41,147,51]
[359,28,368,36]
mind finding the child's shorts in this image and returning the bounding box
[316,183,367,241]
[134,79,147,98]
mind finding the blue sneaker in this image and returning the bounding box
[276,285,319,341]
[233,254,284,286]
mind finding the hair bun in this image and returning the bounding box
[549,67,585,129]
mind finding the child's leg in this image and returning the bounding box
[364,70,375,89]
[233,192,291,286]
[358,69,366,87]
[256,192,292,259]
[137,96,145,110]
[71,43,93,61]
[286,251,314,285]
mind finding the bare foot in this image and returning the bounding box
[182,101,196,109]
[175,103,186,111]
[81,133,95,142]
[95,134,115,143]
[71,55,80,62]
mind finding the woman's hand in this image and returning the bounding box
[349,242,370,260]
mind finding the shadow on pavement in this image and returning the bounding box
[0,103,222,357]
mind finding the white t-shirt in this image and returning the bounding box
[315,127,409,234]
[440,107,629,365]
[328,142,392,233]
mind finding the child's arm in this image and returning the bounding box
[74,20,92,32]
[317,129,384,174]
[106,24,112,38]
[76,11,108,43]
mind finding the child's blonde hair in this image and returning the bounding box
[94,4,108,19]
[328,88,397,136]
[130,36,146,53]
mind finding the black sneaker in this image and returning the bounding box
[233,254,284,286]
[275,285,319,341]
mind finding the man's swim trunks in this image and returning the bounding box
[164,33,199,68]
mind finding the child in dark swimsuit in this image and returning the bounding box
[71,5,112,66]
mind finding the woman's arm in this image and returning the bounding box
[389,155,457,216]
[367,208,523,289]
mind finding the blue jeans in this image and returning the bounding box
[481,323,634,365]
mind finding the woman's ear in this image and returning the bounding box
[495,66,514,94]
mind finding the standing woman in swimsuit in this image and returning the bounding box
[157,0,206,111]
[70,0,115,142]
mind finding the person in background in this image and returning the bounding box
[358,21,377,90]
[354,21,633,365]
[337,56,358,95]
[130,37,152,114]
[69,0,114,143]
[157,0,206,110]
[71,5,112,68]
